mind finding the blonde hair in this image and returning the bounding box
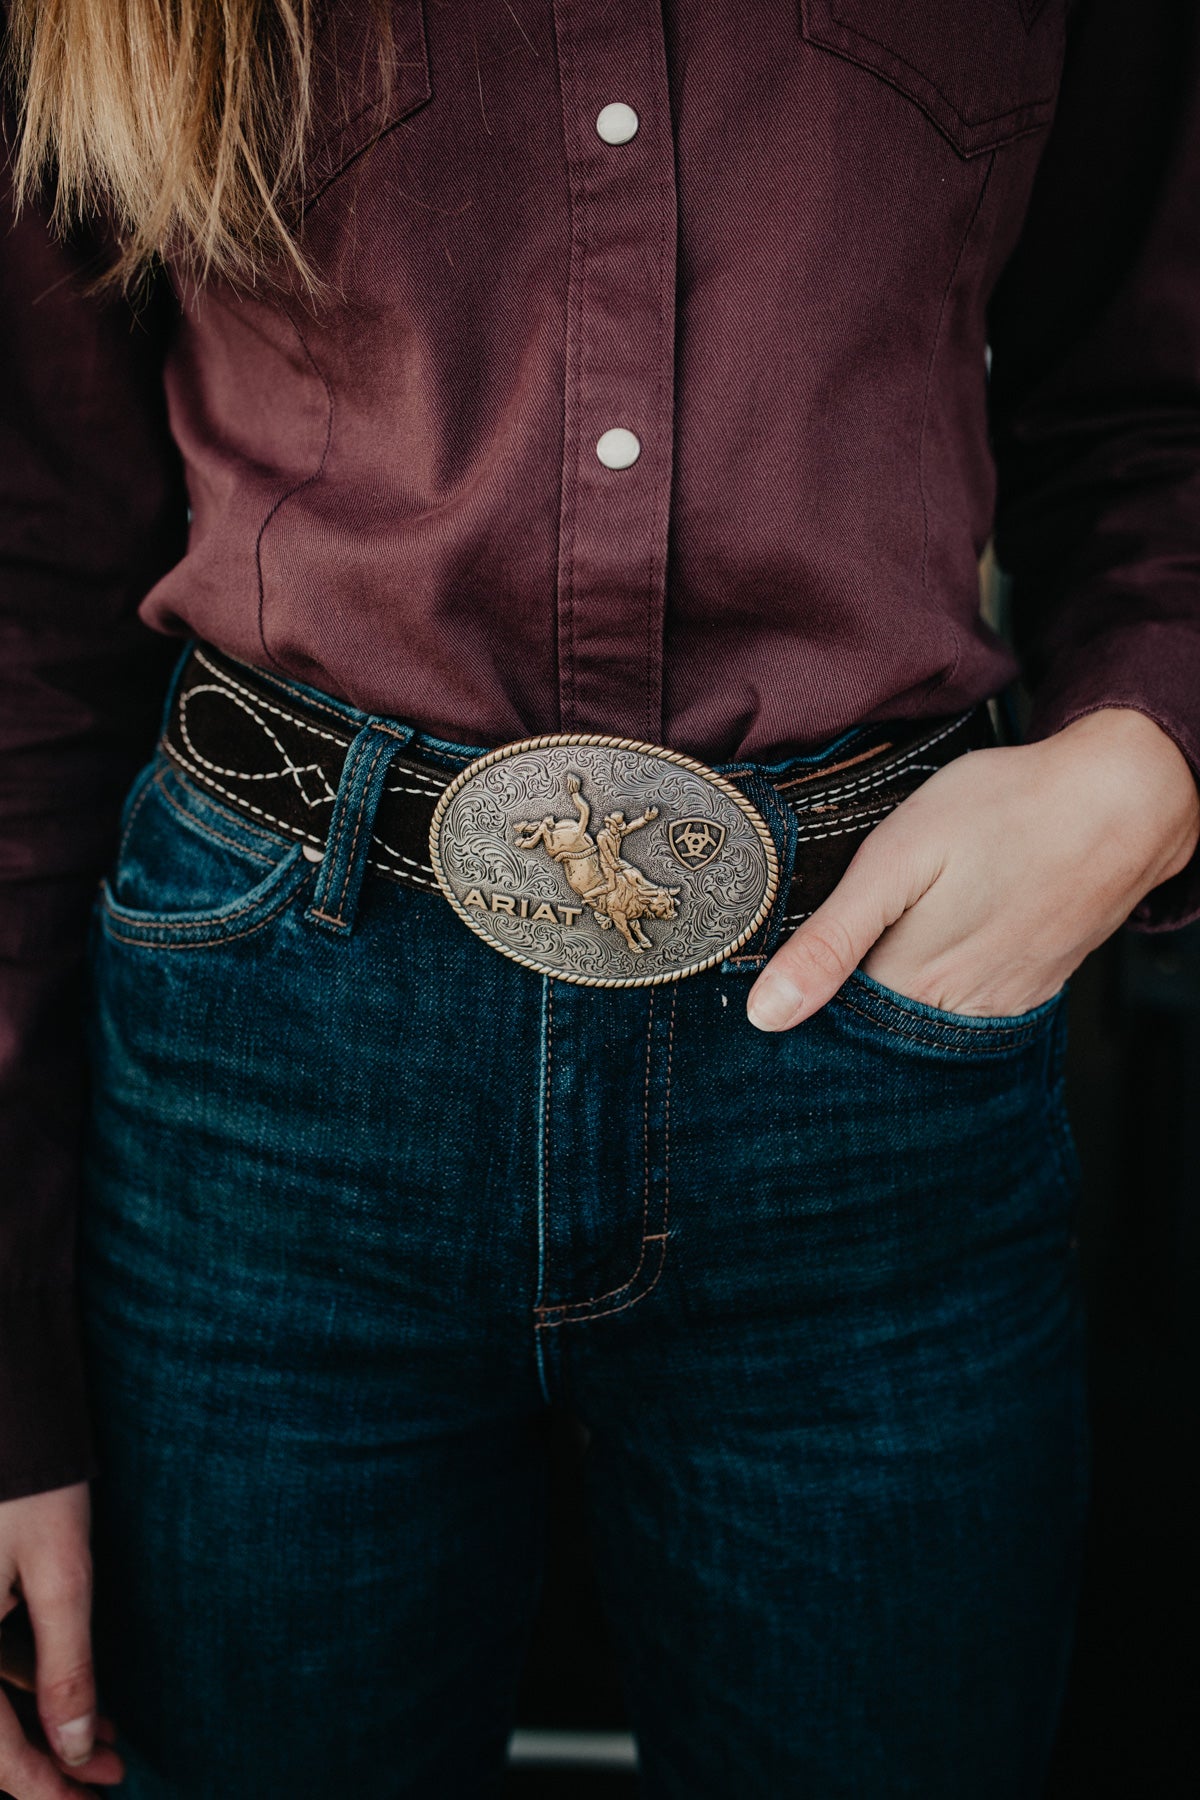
[1,0,394,302]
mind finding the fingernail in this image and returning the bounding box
[55,1714,94,1766]
[746,972,804,1031]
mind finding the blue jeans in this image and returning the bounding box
[79,650,1089,1799]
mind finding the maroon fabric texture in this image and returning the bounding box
[2,0,1200,1498]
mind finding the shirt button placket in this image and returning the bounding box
[551,0,678,742]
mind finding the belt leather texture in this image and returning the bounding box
[159,642,1000,961]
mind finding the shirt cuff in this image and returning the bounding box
[0,1288,99,1504]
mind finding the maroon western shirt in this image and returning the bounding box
[2,0,1200,1500]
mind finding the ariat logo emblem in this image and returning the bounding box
[667,817,726,868]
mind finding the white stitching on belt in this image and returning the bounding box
[385,776,447,798]
[793,814,891,846]
[179,684,339,805]
[786,713,970,810]
[166,744,442,888]
[194,647,353,744]
[369,833,445,874]
[190,652,451,800]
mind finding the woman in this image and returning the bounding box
[1,2,1198,1795]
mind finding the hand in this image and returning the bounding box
[746,707,1200,1032]
[0,1481,126,1796]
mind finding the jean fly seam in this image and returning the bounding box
[536,988,655,1317]
[532,977,553,1403]
[535,986,673,1325]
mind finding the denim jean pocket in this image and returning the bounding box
[98,751,313,950]
[833,964,1069,1057]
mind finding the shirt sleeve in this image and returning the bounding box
[0,112,188,1501]
[986,0,1200,934]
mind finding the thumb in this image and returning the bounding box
[24,1543,96,1770]
[746,835,925,1031]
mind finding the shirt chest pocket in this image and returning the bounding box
[799,0,1067,157]
[300,0,432,206]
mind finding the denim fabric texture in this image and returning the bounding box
[79,652,1090,1799]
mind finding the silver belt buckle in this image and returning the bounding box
[428,734,780,987]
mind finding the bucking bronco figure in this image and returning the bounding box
[513,773,682,954]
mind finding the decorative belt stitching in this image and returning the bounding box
[160,644,997,921]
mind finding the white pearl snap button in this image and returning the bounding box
[596,428,641,469]
[596,103,639,145]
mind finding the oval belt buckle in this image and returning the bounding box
[428,734,780,987]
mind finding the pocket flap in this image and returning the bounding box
[800,0,1065,157]
[301,0,432,206]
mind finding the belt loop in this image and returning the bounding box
[304,720,415,937]
[720,770,798,970]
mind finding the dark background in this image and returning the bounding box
[505,920,1200,1798]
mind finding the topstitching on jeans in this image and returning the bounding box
[833,984,1059,1055]
[98,853,311,949]
[154,770,278,865]
[534,984,675,1326]
[323,734,394,925]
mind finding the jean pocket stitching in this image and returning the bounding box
[99,846,311,947]
[835,977,1060,1054]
